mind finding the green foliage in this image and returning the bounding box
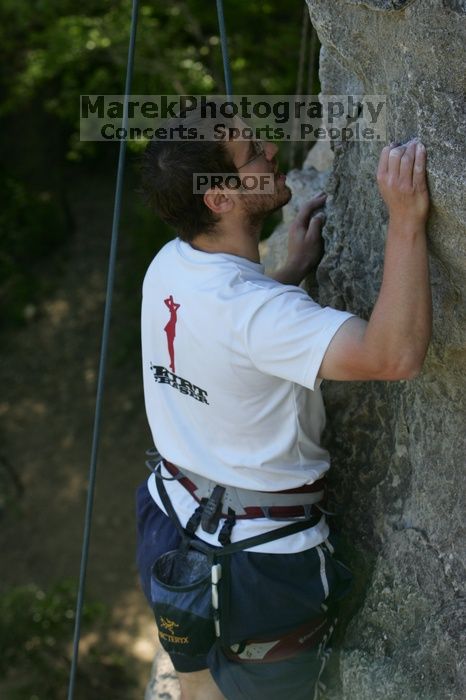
[0,581,103,699]
[0,175,68,329]
[0,0,320,326]
[0,581,101,672]
[0,0,309,159]
[0,452,23,517]
[0,581,136,699]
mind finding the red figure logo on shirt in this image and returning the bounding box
[164,295,181,373]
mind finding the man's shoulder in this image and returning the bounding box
[152,238,178,265]
[143,238,178,285]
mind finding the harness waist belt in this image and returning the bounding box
[162,459,326,519]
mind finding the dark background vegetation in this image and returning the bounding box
[1,0,319,332]
[0,1,319,697]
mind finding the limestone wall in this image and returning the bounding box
[263,1,465,697]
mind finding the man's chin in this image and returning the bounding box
[263,189,291,217]
[282,182,292,200]
[274,182,292,208]
[240,183,292,220]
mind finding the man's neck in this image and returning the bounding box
[190,221,262,263]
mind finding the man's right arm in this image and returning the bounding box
[318,139,432,382]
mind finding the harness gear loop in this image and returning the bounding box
[211,563,223,637]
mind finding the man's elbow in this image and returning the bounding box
[382,351,428,381]
[396,362,423,381]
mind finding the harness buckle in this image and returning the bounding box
[185,499,207,536]
[201,485,225,534]
[218,508,237,546]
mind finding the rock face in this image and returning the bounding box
[144,650,179,700]
[265,0,466,697]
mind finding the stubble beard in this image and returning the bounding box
[239,180,292,227]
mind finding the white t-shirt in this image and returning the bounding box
[141,238,354,553]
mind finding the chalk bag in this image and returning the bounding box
[151,546,217,658]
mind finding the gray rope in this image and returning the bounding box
[289,3,310,170]
[302,24,318,161]
[67,1,140,697]
[215,0,233,99]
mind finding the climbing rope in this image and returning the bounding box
[66,1,140,698]
[289,3,310,170]
[67,2,232,696]
[66,0,314,690]
[215,0,233,98]
[302,23,318,162]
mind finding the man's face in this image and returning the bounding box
[227,138,292,220]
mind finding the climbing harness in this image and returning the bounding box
[151,459,333,663]
[154,457,327,524]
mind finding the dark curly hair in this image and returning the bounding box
[139,135,237,242]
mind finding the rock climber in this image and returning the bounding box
[136,127,431,700]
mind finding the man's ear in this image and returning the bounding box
[203,188,235,215]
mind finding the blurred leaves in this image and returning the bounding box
[0,0,314,327]
[0,581,99,698]
[0,581,135,699]
[0,581,102,674]
[0,174,69,329]
[0,0,307,141]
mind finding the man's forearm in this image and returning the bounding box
[364,216,432,377]
[317,140,431,383]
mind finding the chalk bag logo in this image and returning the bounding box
[160,617,179,634]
